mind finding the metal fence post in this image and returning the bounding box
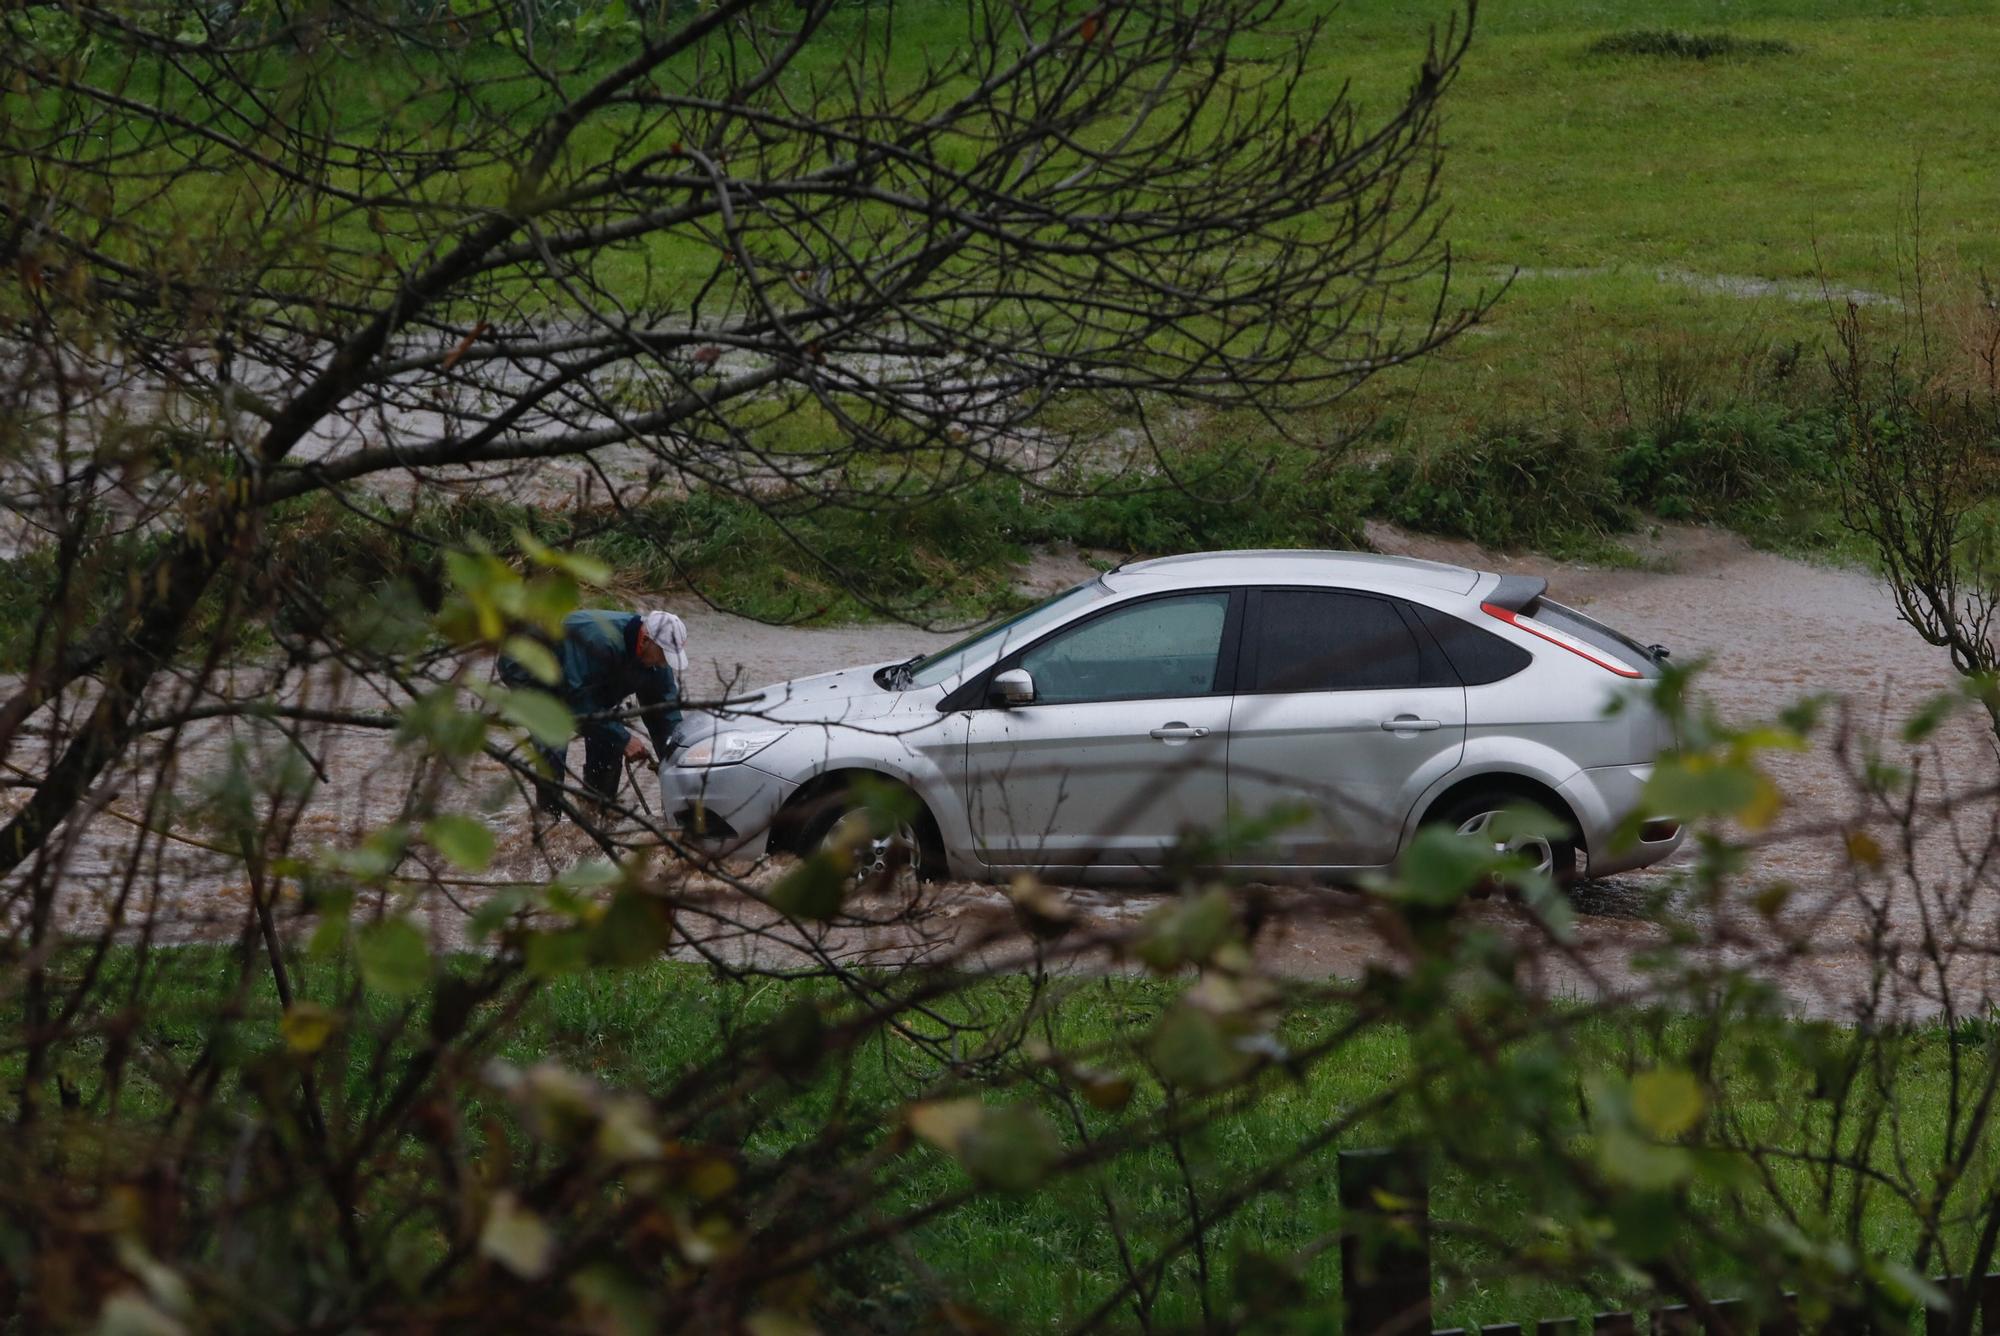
[1340,1147,1432,1336]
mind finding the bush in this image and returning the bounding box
[1587,30,1797,60]
[1611,406,1841,523]
[1370,425,1631,556]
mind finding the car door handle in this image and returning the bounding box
[1150,723,1211,740]
[1381,716,1441,732]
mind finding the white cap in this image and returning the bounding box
[639,610,689,677]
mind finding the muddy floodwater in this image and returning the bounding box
[9,525,1997,1019]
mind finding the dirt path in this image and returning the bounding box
[13,528,1997,1017]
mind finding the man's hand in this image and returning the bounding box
[623,735,652,763]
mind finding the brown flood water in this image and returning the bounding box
[10,526,1997,1018]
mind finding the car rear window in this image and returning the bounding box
[1409,605,1533,686]
[1529,598,1662,679]
[1246,590,1425,692]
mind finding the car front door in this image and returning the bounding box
[1225,588,1466,868]
[964,590,1239,871]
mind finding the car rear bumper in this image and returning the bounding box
[1559,762,1685,877]
[657,762,792,857]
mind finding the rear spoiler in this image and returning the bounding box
[1483,574,1548,613]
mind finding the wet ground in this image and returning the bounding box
[8,525,1997,1018]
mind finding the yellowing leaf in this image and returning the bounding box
[1739,772,1783,831]
[687,1156,739,1202]
[279,1003,339,1055]
[1632,1068,1704,1139]
[95,1292,187,1336]
[907,1097,983,1153]
[745,1312,820,1336]
[596,1097,663,1162]
[1845,829,1884,869]
[515,528,611,585]
[480,1192,554,1279]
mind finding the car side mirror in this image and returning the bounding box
[989,668,1036,707]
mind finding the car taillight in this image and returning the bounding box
[1480,602,1643,678]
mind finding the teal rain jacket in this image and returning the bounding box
[511,609,682,755]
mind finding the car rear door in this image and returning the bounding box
[963,589,1240,871]
[1224,588,1466,868]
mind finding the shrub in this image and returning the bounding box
[1587,30,1797,60]
[1611,406,1841,523]
[1370,425,1631,555]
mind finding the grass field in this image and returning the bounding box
[1315,0,1999,433]
[81,945,1991,1331]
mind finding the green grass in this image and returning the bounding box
[14,0,1990,629]
[432,963,2000,1329]
[66,944,1996,1331]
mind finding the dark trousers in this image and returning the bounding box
[496,660,623,815]
[526,730,624,814]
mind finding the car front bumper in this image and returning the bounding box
[657,761,793,857]
[1559,762,1685,878]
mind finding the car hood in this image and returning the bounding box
[677,660,921,737]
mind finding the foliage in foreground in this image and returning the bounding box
[9,528,2000,1331]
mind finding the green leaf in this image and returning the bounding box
[1149,1004,1251,1089]
[1133,889,1236,972]
[524,928,589,978]
[495,687,573,749]
[1394,824,1499,905]
[329,824,410,881]
[768,851,849,920]
[307,887,354,957]
[1631,1067,1704,1138]
[957,1102,1062,1192]
[589,890,675,966]
[397,688,488,760]
[470,885,535,941]
[515,528,611,586]
[1644,757,1762,821]
[357,918,431,997]
[570,1264,657,1336]
[501,635,560,686]
[424,814,496,872]
[556,858,622,892]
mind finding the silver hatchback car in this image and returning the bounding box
[660,550,1684,885]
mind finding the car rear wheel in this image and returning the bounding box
[1427,789,1579,889]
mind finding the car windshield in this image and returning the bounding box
[904,579,1111,688]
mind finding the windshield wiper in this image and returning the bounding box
[875,654,925,690]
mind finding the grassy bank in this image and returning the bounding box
[0,400,1855,666]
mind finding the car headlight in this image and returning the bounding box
[676,729,791,768]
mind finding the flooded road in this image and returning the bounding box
[9,525,1996,1018]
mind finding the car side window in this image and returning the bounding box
[1019,593,1230,705]
[1247,590,1424,692]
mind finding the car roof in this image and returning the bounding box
[1104,549,1483,596]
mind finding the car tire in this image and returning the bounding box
[1425,789,1580,891]
[792,780,946,885]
